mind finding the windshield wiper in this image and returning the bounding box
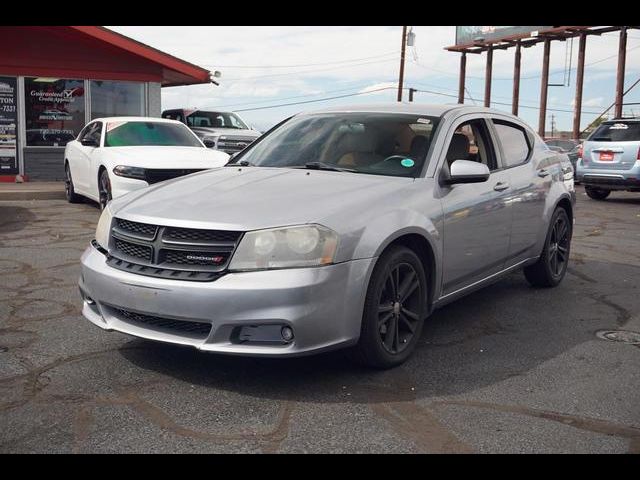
[301,162,356,173]
[225,160,252,166]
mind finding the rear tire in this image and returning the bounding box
[64,163,82,204]
[585,186,610,200]
[524,208,572,288]
[350,245,428,369]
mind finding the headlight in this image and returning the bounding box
[95,205,113,249]
[113,165,146,180]
[229,225,338,271]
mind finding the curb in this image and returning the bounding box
[0,190,66,201]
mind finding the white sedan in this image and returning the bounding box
[64,117,230,209]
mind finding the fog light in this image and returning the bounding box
[79,287,95,305]
[281,326,294,342]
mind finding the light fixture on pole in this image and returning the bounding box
[209,70,221,86]
[397,26,416,102]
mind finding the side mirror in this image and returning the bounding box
[203,138,216,149]
[80,138,98,147]
[445,159,490,185]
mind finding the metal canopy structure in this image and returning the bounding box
[444,26,639,139]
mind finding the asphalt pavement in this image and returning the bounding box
[0,186,638,453]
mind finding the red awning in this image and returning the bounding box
[0,26,211,87]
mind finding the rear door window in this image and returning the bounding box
[589,122,640,142]
[492,120,531,168]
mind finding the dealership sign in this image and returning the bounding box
[455,26,553,46]
[0,76,19,175]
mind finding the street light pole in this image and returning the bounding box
[397,26,407,102]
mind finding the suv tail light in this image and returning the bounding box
[637,146,640,160]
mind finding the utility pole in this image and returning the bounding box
[397,26,407,102]
[409,88,416,102]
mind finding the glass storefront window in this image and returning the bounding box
[90,80,145,120]
[24,78,85,147]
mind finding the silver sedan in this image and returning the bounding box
[79,104,575,368]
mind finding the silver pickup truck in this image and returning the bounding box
[162,108,261,155]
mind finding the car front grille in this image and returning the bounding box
[108,219,242,282]
[164,226,241,243]
[112,307,212,338]
[216,136,256,154]
[144,169,205,184]
[113,238,152,262]
[115,218,158,240]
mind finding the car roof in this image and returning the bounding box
[162,109,235,114]
[300,103,511,118]
[603,117,640,123]
[90,116,183,124]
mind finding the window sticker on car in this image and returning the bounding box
[416,118,431,124]
[610,123,629,130]
[401,158,415,167]
[106,121,126,132]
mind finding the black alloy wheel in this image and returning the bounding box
[377,262,422,355]
[65,164,81,203]
[351,245,427,368]
[524,207,572,288]
[99,169,112,210]
[547,212,570,279]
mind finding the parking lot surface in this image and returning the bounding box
[1,187,639,453]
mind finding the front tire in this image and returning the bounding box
[98,169,112,210]
[585,186,610,200]
[351,245,427,369]
[524,207,572,288]
[64,163,82,204]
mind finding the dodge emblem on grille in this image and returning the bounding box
[186,254,224,264]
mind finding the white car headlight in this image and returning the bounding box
[229,225,338,271]
[95,205,113,250]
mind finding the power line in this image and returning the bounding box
[205,82,397,110]
[234,87,397,112]
[227,83,601,115]
[411,88,602,114]
[410,43,640,81]
[409,81,606,110]
[203,51,400,69]
[224,57,398,82]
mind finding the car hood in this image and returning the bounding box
[111,167,413,232]
[189,127,261,138]
[100,146,229,169]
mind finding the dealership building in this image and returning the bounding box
[0,26,212,182]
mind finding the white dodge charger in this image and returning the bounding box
[64,117,230,209]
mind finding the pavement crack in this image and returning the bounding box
[433,400,640,453]
[371,401,474,453]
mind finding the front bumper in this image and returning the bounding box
[110,176,149,200]
[79,244,374,356]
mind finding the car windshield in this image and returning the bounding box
[235,113,440,178]
[104,121,203,147]
[186,111,248,130]
[589,122,640,142]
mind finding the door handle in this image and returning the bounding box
[538,169,550,178]
[493,182,510,192]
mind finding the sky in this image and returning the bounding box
[108,26,640,133]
